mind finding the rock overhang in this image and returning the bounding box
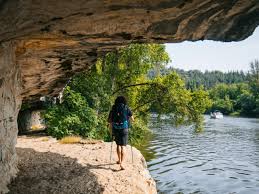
[0,0,258,103]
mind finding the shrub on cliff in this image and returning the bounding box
[44,87,102,139]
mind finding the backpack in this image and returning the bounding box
[112,103,129,130]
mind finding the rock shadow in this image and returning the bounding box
[8,148,105,194]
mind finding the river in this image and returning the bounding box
[141,115,259,194]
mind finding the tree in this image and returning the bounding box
[248,60,259,116]
[237,91,256,115]
[44,44,212,141]
[248,60,259,98]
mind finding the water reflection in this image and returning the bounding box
[135,133,157,161]
[141,115,259,194]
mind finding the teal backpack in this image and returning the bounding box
[112,103,129,129]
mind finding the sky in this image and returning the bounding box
[165,27,259,72]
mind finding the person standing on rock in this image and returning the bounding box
[108,96,134,170]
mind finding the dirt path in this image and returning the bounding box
[7,136,156,194]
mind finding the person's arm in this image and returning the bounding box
[130,115,134,122]
[108,111,113,136]
[109,123,112,137]
[127,107,134,127]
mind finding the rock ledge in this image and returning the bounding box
[7,136,156,194]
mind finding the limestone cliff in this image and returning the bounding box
[0,0,259,193]
[0,42,22,194]
[0,0,258,102]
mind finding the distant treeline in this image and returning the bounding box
[150,68,249,90]
[149,60,259,117]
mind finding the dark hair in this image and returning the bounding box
[115,96,127,105]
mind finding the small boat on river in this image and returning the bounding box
[210,110,223,119]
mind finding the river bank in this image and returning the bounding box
[7,136,156,194]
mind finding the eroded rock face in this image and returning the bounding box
[0,0,258,193]
[0,42,22,193]
[17,39,97,103]
[0,0,257,102]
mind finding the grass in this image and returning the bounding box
[59,136,104,144]
[79,139,103,144]
[59,136,82,144]
[41,137,49,141]
[31,124,44,130]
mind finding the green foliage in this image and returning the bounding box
[44,43,212,141]
[134,72,211,127]
[237,91,256,114]
[248,60,259,115]
[189,88,212,132]
[208,84,234,114]
[44,87,99,139]
[210,96,233,114]
[155,68,248,90]
[161,60,259,118]
[207,71,258,117]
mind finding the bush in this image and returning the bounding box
[44,87,99,139]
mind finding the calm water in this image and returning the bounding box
[142,115,259,194]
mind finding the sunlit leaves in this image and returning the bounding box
[45,43,213,140]
[44,87,99,139]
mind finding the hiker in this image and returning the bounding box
[108,96,134,170]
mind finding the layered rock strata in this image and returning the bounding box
[0,0,258,193]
